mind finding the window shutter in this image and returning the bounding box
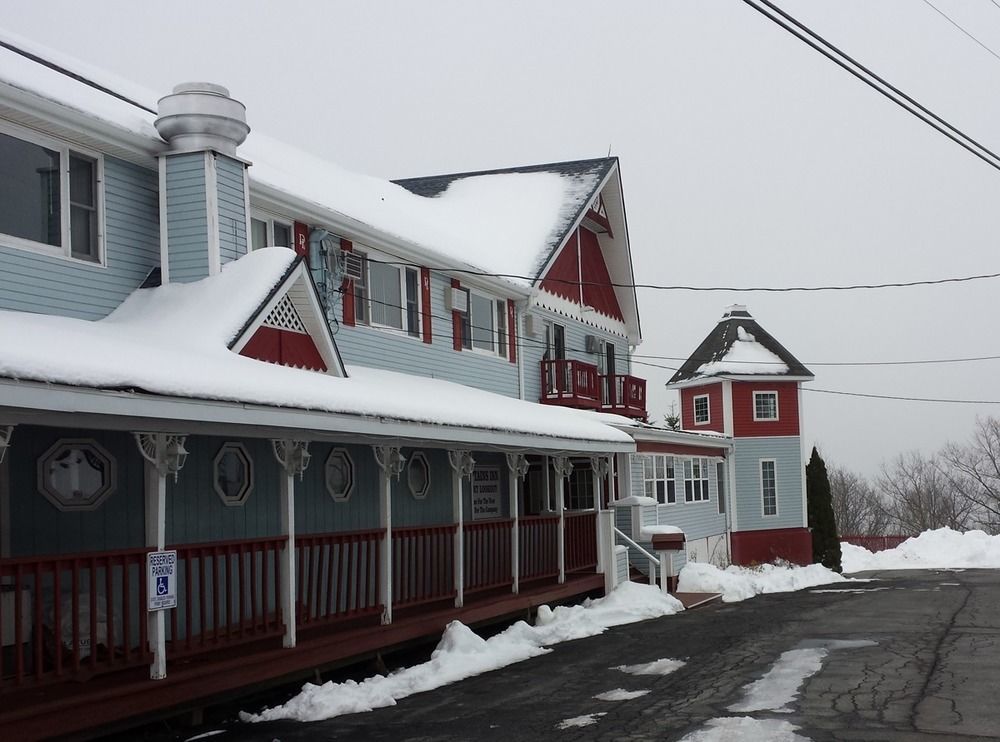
[421,267,432,344]
[293,222,310,257]
[341,238,356,327]
[507,299,517,364]
[451,278,463,351]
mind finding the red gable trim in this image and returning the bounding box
[451,278,463,351]
[421,267,432,344]
[636,441,727,458]
[538,227,624,321]
[539,229,580,304]
[340,238,355,327]
[240,326,328,372]
[507,299,517,364]
[293,222,310,258]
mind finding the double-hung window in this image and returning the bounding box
[460,288,507,358]
[761,459,777,515]
[683,457,710,502]
[250,216,293,250]
[355,249,420,337]
[642,454,676,504]
[693,394,710,425]
[753,391,779,421]
[0,125,102,263]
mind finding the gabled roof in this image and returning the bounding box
[667,305,813,386]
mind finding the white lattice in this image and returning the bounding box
[263,295,307,333]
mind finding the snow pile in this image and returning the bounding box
[696,326,789,377]
[242,582,682,723]
[677,562,846,603]
[615,657,686,676]
[594,688,650,701]
[842,528,1000,572]
[558,713,607,729]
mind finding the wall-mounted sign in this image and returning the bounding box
[471,466,502,521]
[147,550,177,611]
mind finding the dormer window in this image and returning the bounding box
[753,391,779,421]
[693,394,710,425]
[0,125,102,263]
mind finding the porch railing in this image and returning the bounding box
[540,359,601,409]
[519,515,560,581]
[465,519,513,593]
[602,374,647,419]
[296,530,383,628]
[565,511,598,573]
[1,547,151,689]
[392,525,457,608]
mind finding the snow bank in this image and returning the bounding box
[241,582,682,723]
[677,562,846,603]
[842,528,1000,572]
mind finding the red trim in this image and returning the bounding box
[420,267,432,344]
[635,441,727,458]
[293,222,310,258]
[340,238,355,327]
[538,227,624,321]
[451,278,463,351]
[507,299,517,363]
[240,326,328,372]
[730,528,812,566]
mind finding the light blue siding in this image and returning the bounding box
[0,156,159,319]
[733,437,804,531]
[627,454,727,541]
[215,154,247,265]
[166,152,209,283]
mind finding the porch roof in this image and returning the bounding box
[0,249,632,453]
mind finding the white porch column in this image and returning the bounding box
[590,456,611,574]
[599,509,617,594]
[551,456,573,584]
[448,450,475,607]
[374,446,405,625]
[0,425,15,560]
[134,432,188,680]
[272,440,312,648]
[505,453,529,594]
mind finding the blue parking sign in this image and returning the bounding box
[147,550,177,611]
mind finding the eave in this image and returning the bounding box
[667,374,815,390]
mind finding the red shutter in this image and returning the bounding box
[507,299,517,363]
[451,278,463,351]
[341,238,356,327]
[421,267,433,344]
[293,222,310,258]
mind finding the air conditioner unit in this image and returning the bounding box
[585,335,599,353]
[342,252,365,282]
[445,286,468,313]
[523,314,537,337]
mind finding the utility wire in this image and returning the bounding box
[922,0,1000,64]
[804,387,1000,404]
[629,352,1000,367]
[741,0,1000,174]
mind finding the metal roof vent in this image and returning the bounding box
[155,82,250,156]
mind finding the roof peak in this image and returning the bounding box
[719,304,752,322]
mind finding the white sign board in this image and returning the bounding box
[147,550,177,611]
[471,466,502,521]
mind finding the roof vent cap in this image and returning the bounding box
[155,82,250,156]
[720,304,752,321]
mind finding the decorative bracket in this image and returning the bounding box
[0,425,13,465]
[273,439,312,480]
[505,452,530,480]
[374,445,406,480]
[134,432,188,482]
[590,456,611,479]
[551,455,574,480]
[448,450,476,478]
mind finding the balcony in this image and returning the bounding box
[539,361,647,420]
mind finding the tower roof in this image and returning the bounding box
[667,305,813,386]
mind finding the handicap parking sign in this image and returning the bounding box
[147,550,177,611]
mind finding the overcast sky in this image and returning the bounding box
[5,0,999,477]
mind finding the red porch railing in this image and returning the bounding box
[296,530,383,628]
[465,519,513,593]
[840,535,910,552]
[392,525,456,608]
[602,374,647,419]
[1,547,151,689]
[565,511,598,573]
[167,536,286,657]
[540,359,601,409]
[519,515,560,582]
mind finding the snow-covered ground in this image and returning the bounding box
[678,561,847,602]
[842,528,1000,572]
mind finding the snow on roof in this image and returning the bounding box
[0,249,630,445]
[696,328,789,376]
[0,30,604,287]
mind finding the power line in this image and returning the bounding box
[629,352,1000,367]
[922,0,1000,64]
[741,0,1000,174]
[804,387,1000,404]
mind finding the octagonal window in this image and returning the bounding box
[326,448,354,502]
[213,443,253,506]
[407,452,430,500]
[37,439,117,512]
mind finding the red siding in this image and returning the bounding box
[340,238,355,327]
[451,278,463,351]
[538,228,624,321]
[240,326,327,372]
[421,267,432,344]
[680,384,725,433]
[732,382,800,437]
[293,222,310,258]
[731,528,812,566]
[636,441,727,459]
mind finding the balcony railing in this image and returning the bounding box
[540,360,647,419]
[602,374,647,419]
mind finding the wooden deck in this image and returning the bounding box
[0,572,605,741]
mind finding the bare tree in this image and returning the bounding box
[877,451,975,534]
[938,417,1000,534]
[829,466,890,535]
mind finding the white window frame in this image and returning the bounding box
[0,121,106,266]
[353,247,423,339]
[325,447,355,502]
[760,458,778,516]
[249,212,294,250]
[641,454,676,505]
[460,286,508,359]
[683,457,711,503]
[753,391,779,421]
[213,442,254,506]
[693,394,711,425]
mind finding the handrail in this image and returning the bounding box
[614,527,664,589]
[613,527,659,567]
